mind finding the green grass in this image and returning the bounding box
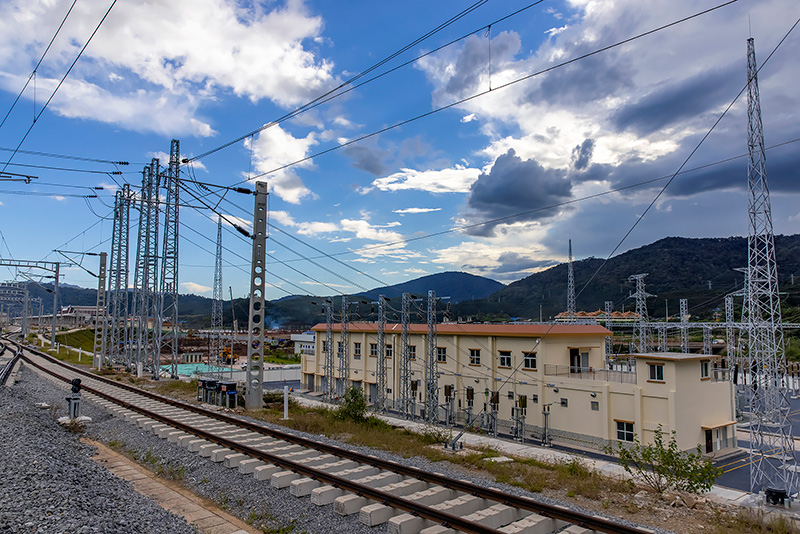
[55,328,97,352]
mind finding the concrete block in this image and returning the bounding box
[156,426,178,438]
[561,527,593,534]
[224,453,248,468]
[359,503,398,526]
[289,477,321,497]
[166,431,188,443]
[238,459,266,474]
[295,454,337,467]
[253,464,282,481]
[271,470,301,488]
[419,526,454,534]
[432,495,485,516]
[210,448,233,462]
[178,434,198,446]
[333,494,369,516]
[388,513,430,534]
[310,486,344,506]
[463,504,521,529]
[497,514,567,534]
[199,443,220,457]
[187,439,208,452]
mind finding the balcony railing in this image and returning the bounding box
[543,364,637,384]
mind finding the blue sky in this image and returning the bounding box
[0,0,799,301]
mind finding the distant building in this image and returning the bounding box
[291,331,315,357]
[301,322,735,455]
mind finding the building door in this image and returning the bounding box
[307,374,314,391]
[570,348,580,373]
[705,429,713,453]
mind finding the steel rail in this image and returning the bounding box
[15,342,655,534]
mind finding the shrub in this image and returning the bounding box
[335,386,368,422]
[609,424,720,494]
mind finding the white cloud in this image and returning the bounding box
[370,165,480,193]
[393,207,442,214]
[211,213,252,231]
[340,219,402,242]
[181,281,211,294]
[0,0,335,134]
[246,125,318,203]
[461,113,477,123]
[405,267,427,274]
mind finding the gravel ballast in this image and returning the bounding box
[3,361,674,534]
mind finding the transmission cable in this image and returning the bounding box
[233,0,739,185]
[1,0,118,173]
[186,0,490,163]
[0,0,77,131]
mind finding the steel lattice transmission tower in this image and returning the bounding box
[604,300,613,365]
[93,252,107,370]
[375,295,388,412]
[425,290,439,424]
[107,184,130,367]
[321,299,334,401]
[158,139,181,379]
[399,292,412,418]
[338,295,350,399]
[744,38,795,496]
[211,217,224,370]
[132,160,160,376]
[628,274,653,353]
[566,240,576,321]
[679,298,689,353]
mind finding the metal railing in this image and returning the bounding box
[543,364,637,384]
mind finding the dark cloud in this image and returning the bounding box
[343,145,388,176]
[462,148,572,236]
[493,253,558,274]
[612,63,737,135]
[571,138,594,170]
[442,32,521,98]
[528,51,634,106]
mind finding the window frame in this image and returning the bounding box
[408,345,416,360]
[616,420,634,442]
[498,350,511,369]
[469,348,481,366]
[700,360,710,380]
[436,346,447,363]
[385,344,393,358]
[523,351,537,370]
[353,342,361,360]
[369,343,378,357]
[648,363,664,382]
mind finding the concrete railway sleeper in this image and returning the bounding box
[9,339,657,534]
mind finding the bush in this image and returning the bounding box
[608,425,720,494]
[335,386,368,422]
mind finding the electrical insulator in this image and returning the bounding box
[518,394,527,409]
[466,386,474,401]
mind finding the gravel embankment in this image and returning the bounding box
[0,365,195,534]
[3,362,674,534]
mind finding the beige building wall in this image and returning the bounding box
[302,324,735,455]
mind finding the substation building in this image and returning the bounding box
[301,322,736,455]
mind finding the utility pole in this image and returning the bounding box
[399,292,412,418]
[604,300,613,366]
[338,295,350,399]
[244,181,267,410]
[744,38,794,497]
[321,298,334,401]
[93,252,107,370]
[107,185,130,368]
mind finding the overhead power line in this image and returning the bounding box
[186,0,492,162]
[0,146,130,166]
[1,0,119,174]
[233,0,740,185]
[0,0,77,132]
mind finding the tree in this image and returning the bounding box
[610,425,721,494]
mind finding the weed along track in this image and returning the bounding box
[12,341,659,534]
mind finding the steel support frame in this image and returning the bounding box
[375,295,387,412]
[93,252,107,369]
[158,139,180,379]
[0,260,59,349]
[425,290,438,424]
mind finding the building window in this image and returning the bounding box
[523,352,537,370]
[353,342,361,360]
[469,349,481,365]
[385,344,393,358]
[560,398,568,407]
[648,363,664,382]
[531,394,538,403]
[701,360,710,379]
[369,343,378,357]
[408,345,416,360]
[616,421,634,442]
[591,401,599,411]
[499,351,511,368]
[337,341,343,357]
[437,347,447,363]
[322,340,329,353]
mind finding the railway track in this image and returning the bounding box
[8,340,658,534]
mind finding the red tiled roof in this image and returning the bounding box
[311,322,610,336]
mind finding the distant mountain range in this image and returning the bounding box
[10,235,800,327]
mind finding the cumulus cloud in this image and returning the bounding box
[461,149,572,236]
[181,281,212,294]
[246,125,317,203]
[0,0,335,134]
[369,165,480,193]
[393,207,442,214]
